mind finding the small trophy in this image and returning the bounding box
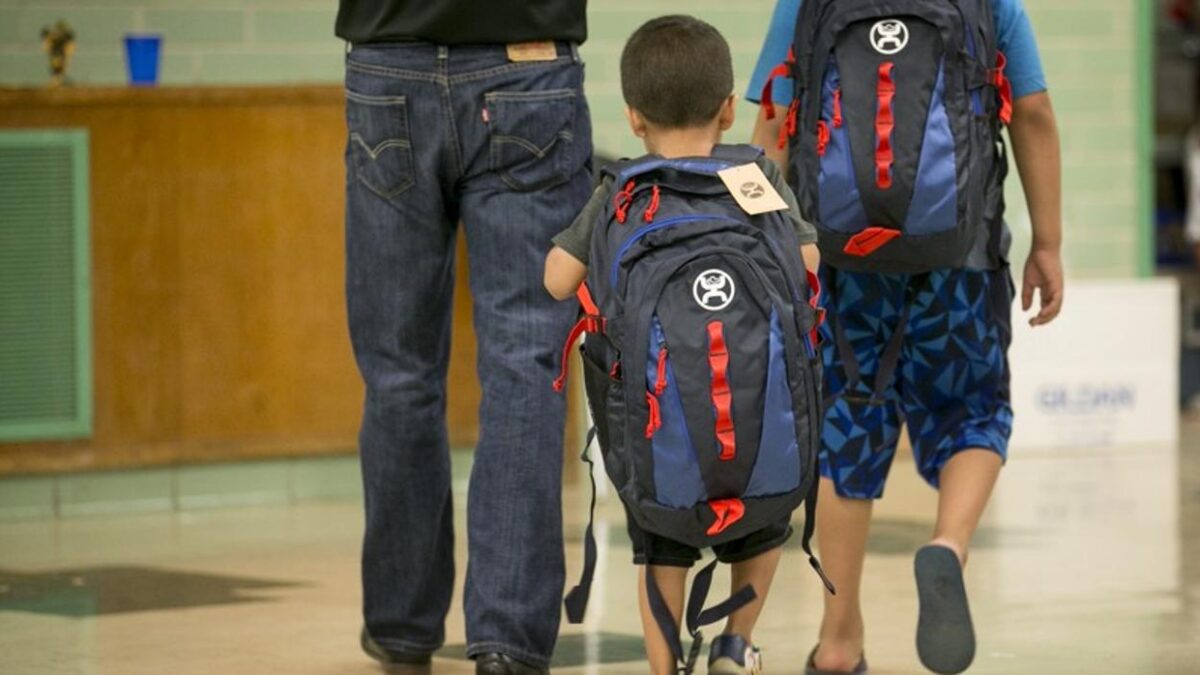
[41,20,76,88]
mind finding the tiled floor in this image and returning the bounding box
[2,427,1198,674]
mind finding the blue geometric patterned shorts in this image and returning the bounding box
[817,266,1014,499]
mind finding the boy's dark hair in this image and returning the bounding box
[620,15,734,129]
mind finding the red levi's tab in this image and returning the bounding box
[706,321,737,461]
[843,227,902,257]
[875,62,896,190]
[706,498,746,537]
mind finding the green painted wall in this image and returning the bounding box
[0,0,1147,277]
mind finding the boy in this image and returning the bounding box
[545,15,822,675]
[747,0,1063,673]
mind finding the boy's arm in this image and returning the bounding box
[751,104,790,173]
[801,244,820,274]
[1009,91,1063,327]
[544,247,588,301]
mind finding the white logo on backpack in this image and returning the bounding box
[693,269,735,311]
[870,19,909,55]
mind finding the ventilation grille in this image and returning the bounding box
[0,130,91,441]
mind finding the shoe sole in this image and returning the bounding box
[709,656,745,675]
[914,545,975,674]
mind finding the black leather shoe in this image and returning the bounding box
[474,652,549,675]
[360,626,432,671]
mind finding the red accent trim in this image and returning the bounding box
[654,347,668,396]
[806,270,823,348]
[643,185,661,223]
[706,498,746,536]
[816,120,830,157]
[576,283,600,317]
[760,63,792,120]
[875,62,896,190]
[645,392,662,439]
[776,99,799,150]
[552,285,605,393]
[832,87,843,128]
[991,52,1013,125]
[706,321,737,461]
[843,227,902,257]
[614,180,636,223]
[759,46,797,120]
[609,360,622,380]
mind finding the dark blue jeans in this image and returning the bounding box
[343,42,592,668]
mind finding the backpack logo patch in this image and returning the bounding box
[693,269,735,311]
[870,19,908,55]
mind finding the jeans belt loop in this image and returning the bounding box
[437,45,449,60]
[570,42,580,63]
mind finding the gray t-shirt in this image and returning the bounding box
[552,156,818,265]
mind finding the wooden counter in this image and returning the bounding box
[0,85,482,474]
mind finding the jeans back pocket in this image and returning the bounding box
[346,90,415,201]
[485,88,576,192]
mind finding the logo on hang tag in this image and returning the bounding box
[717,163,789,215]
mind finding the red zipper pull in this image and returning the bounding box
[643,185,661,223]
[654,347,668,396]
[644,392,662,438]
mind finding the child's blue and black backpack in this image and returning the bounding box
[553,144,832,672]
[761,0,1012,272]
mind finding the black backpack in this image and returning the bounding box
[553,145,832,672]
[760,0,1012,273]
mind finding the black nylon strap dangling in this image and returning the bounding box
[563,427,599,624]
[800,473,836,595]
[644,558,758,675]
[825,268,930,408]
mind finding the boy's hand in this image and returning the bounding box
[1021,248,1063,326]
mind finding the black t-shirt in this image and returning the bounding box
[335,0,587,45]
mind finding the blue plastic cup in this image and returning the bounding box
[123,34,162,86]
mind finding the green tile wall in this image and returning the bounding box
[0,0,1147,278]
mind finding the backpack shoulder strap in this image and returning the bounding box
[710,143,765,165]
[600,153,744,186]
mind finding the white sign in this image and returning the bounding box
[1008,278,1180,449]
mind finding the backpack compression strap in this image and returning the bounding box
[563,427,599,623]
[645,559,758,674]
[553,284,604,393]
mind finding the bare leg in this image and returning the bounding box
[930,449,1003,563]
[638,565,689,675]
[723,545,785,641]
[812,477,874,672]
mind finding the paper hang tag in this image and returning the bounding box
[717,163,789,215]
[506,41,559,62]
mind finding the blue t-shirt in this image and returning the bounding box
[746,0,1047,106]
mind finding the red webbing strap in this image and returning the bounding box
[776,99,799,150]
[816,120,830,157]
[843,226,902,257]
[806,269,823,348]
[706,321,736,461]
[552,285,604,393]
[706,498,745,537]
[875,62,895,190]
[832,87,843,128]
[645,392,662,438]
[577,283,600,317]
[759,46,796,121]
[991,52,1013,125]
[614,180,635,223]
[643,185,661,223]
[654,347,668,396]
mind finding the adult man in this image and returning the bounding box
[336,3,592,673]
